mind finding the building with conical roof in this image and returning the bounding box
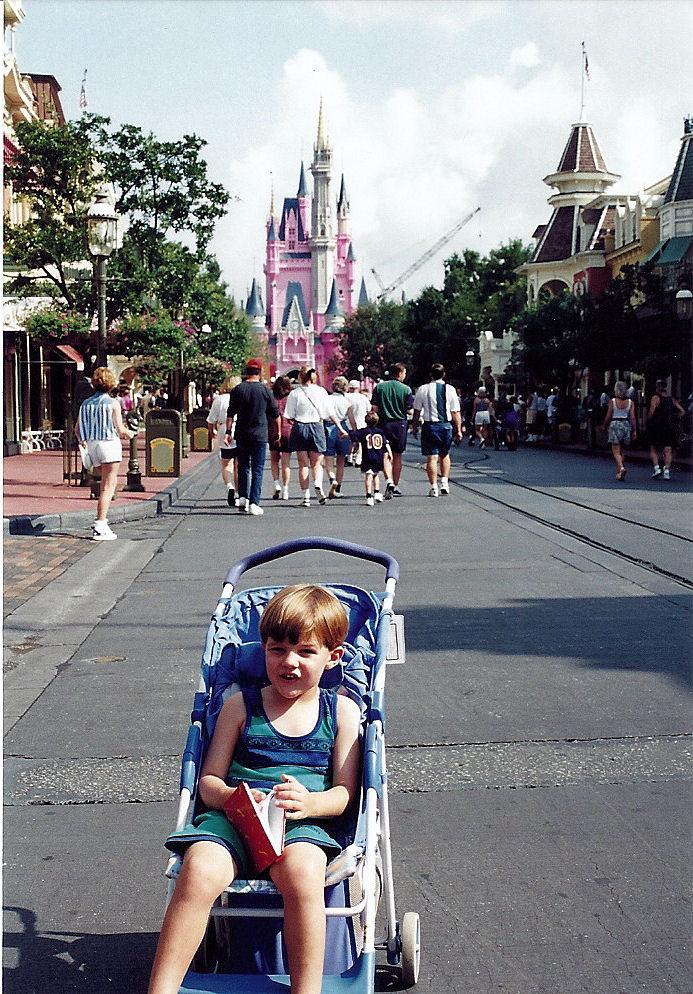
[643,116,693,290]
[256,102,357,385]
[520,121,620,302]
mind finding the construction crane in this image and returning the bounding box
[372,206,481,301]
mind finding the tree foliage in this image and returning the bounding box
[4,119,98,306]
[335,301,412,380]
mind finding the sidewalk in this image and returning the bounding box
[3,439,214,535]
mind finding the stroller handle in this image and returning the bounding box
[223,536,399,587]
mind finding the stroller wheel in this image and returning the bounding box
[400,911,421,987]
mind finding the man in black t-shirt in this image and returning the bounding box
[225,359,280,515]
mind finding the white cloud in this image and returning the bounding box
[509,42,541,70]
[213,42,580,302]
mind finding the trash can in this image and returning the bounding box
[188,409,212,452]
[145,409,181,478]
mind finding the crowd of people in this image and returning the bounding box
[74,361,689,538]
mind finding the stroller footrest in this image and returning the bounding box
[180,950,375,993]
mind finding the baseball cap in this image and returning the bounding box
[246,358,262,371]
[348,379,360,389]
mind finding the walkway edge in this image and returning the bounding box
[3,453,216,536]
[4,538,161,735]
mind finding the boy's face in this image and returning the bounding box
[264,635,343,701]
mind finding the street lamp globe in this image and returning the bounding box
[87,185,119,258]
[675,289,693,320]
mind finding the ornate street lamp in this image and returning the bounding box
[87,184,119,367]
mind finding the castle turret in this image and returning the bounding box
[263,189,280,333]
[297,161,310,238]
[323,277,345,332]
[310,98,335,333]
[245,277,266,333]
[358,277,370,309]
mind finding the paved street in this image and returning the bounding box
[3,446,692,994]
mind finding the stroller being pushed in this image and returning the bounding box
[163,537,421,993]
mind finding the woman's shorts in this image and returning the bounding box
[86,438,122,467]
[165,808,341,878]
[420,422,452,457]
[220,443,237,460]
[324,422,350,457]
[607,420,631,446]
[474,411,491,426]
[290,421,326,454]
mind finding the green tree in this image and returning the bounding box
[78,114,230,266]
[335,301,412,380]
[509,291,586,391]
[4,119,99,306]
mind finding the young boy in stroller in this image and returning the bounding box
[148,584,362,994]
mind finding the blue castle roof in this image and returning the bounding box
[297,161,308,197]
[267,216,277,242]
[245,277,265,317]
[358,277,370,308]
[324,278,343,316]
[281,281,309,327]
[278,197,307,242]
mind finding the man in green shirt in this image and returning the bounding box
[370,363,413,497]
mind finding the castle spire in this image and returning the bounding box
[316,96,329,151]
[297,161,308,197]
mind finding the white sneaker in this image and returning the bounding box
[315,486,327,505]
[237,498,248,513]
[651,466,662,479]
[248,503,264,515]
[281,487,289,500]
[374,491,384,503]
[272,484,281,500]
[662,468,670,480]
[92,523,117,541]
[366,495,375,507]
[440,482,449,496]
[301,495,311,507]
[428,485,439,498]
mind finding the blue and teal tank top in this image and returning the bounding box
[226,686,338,793]
[78,391,117,441]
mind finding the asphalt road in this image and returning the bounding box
[4,445,692,994]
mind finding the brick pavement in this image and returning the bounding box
[3,535,92,619]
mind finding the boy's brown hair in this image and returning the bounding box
[259,584,348,650]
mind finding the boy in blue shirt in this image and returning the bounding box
[350,410,394,506]
[148,585,361,994]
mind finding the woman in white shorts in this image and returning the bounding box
[206,373,241,506]
[76,366,135,541]
[472,387,494,449]
[284,367,347,507]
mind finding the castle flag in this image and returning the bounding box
[79,70,88,110]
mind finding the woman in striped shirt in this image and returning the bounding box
[76,366,135,541]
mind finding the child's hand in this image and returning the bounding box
[273,775,314,820]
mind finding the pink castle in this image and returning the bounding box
[245,102,366,387]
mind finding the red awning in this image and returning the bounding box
[54,343,84,369]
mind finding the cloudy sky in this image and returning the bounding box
[15,0,693,307]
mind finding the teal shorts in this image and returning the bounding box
[165,809,342,878]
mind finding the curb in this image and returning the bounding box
[3,453,216,536]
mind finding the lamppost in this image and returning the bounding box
[676,289,693,400]
[357,363,364,389]
[87,184,119,368]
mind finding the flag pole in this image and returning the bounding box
[580,42,589,121]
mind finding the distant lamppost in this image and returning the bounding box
[357,363,364,388]
[676,289,693,398]
[87,184,119,368]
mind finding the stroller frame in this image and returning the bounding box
[163,537,420,993]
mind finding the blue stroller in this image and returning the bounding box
[164,537,421,993]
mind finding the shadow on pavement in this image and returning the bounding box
[401,597,693,690]
[3,907,157,993]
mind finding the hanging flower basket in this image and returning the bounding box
[23,307,92,344]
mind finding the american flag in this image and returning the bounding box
[79,70,88,110]
[582,43,590,81]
